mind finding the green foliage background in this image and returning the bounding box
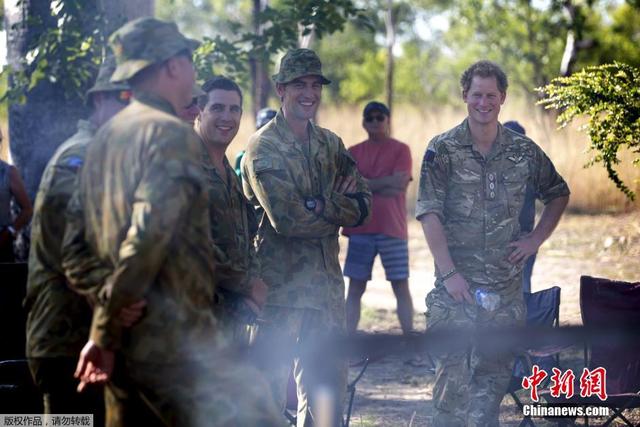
[539,62,640,200]
[1,0,639,198]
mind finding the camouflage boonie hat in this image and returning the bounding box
[109,17,200,82]
[87,55,129,97]
[272,48,331,85]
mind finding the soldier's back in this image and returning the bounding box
[80,92,217,364]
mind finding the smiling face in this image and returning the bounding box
[463,75,506,128]
[197,88,242,149]
[276,75,323,123]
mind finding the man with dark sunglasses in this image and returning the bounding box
[343,101,414,338]
[25,55,130,423]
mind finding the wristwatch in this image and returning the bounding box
[304,197,317,211]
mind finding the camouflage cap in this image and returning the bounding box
[87,55,130,96]
[109,17,200,83]
[272,48,331,85]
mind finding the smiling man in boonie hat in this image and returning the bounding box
[271,48,331,85]
[242,47,371,426]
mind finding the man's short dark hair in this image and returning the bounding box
[460,60,508,94]
[199,76,243,109]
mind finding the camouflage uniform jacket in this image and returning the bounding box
[61,92,218,364]
[242,110,371,311]
[200,145,259,297]
[25,120,95,358]
[416,119,570,292]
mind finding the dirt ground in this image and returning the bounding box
[340,212,640,426]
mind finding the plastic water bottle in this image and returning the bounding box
[475,288,500,312]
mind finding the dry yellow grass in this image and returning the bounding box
[0,125,8,161]
[230,100,640,214]
[3,99,639,213]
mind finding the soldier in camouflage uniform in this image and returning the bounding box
[194,76,264,346]
[61,18,280,427]
[416,60,570,426]
[24,56,130,420]
[242,48,372,426]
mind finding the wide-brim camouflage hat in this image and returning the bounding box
[87,55,130,96]
[272,48,331,85]
[109,17,200,83]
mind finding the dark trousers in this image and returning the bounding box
[0,236,14,262]
[29,357,105,425]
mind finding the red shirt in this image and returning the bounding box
[343,137,412,240]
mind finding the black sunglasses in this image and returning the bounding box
[364,115,386,123]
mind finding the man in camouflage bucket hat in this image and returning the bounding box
[62,18,280,426]
[271,48,331,85]
[416,60,569,426]
[243,48,371,426]
[25,55,131,423]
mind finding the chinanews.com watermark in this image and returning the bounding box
[523,404,611,418]
[520,365,612,418]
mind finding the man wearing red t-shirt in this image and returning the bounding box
[343,101,414,335]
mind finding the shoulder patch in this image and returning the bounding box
[253,157,285,173]
[425,149,436,164]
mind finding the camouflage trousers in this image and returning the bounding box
[252,305,348,427]
[105,354,282,427]
[425,278,525,427]
[212,302,253,348]
[104,356,164,427]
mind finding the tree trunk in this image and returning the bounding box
[560,0,584,77]
[384,0,395,126]
[249,0,272,122]
[524,0,549,97]
[5,0,89,199]
[4,0,154,199]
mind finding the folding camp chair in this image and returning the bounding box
[506,286,562,427]
[540,276,640,426]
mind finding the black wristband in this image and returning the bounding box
[346,192,369,227]
[439,268,457,282]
